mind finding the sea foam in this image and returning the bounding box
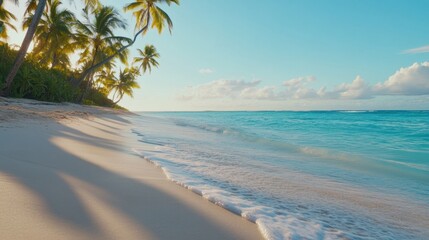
[129,111,429,240]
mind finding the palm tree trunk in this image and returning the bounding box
[77,13,151,86]
[78,45,99,102]
[1,0,47,96]
[79,71,95,103]
[0,0,4,36]
[113,93,122,104]
[111,88,118,102]
[51,52,58,69]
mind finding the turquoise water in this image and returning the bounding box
[131,111,429,240]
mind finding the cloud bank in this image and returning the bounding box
[179,62,429,101]
[179,79,261,100]
[373,62,429,95]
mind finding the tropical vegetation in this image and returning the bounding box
[0,0,18,41]
[0,0,178,109]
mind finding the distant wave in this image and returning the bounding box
[174,120,241,135]
[383,159,429,172]
[171,119,429,177]
[338,110,374,113]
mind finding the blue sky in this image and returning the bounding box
[4,0,429,111]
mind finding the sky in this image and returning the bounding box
[4,0,429,111]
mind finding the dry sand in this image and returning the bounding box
[0,98,263,240]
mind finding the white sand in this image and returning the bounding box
[0,98,263,240]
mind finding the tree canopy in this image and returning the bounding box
[0,0,179,107]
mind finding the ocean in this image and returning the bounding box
[129,111,429,240]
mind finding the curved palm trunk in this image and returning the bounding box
[1,0,47,96]
[111,88,118,101]
[77,27,146,85]
[79,72,96,103]
[78,45,99,102]
[77,13,151,87]
[113,93,122,104]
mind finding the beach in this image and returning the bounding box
[0,98,263,240]
[1,99,428,240]
[2,0,429,239]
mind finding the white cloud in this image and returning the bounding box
[283,76,316,87]
[281,76,319,99]
[281,75,372,100]
[199,68,214,75]
[334,75,373,99]
[292,87,319,99]
[180,62,429,101]
[373,62,429,95]
[402,45,429,54]
[178,79,260,100]
[239,86,277,100]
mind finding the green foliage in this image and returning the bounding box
[0,43,117,107]
[134,45,160,74]
[124,0,179,35]
[109,66,140,103]
[1,0,178,109]
[1,43,78,102]
[84,88,117,107]
[23,0,78,70]
[0,0,17,41]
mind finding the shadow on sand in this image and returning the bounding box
[0,114,260,240]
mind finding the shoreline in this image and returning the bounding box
[0,99,263,240]
[131,111,429,240]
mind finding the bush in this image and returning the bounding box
[84,88,117,107]
[0,43,121,108]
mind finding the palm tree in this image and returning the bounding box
[23,0,77,69]
[25,0,99,15]
[96,67,116,94]
[75,5,131,101]
[134,45,159,74]
[77,0,179,85]
[125,0,178,34]
[1,0,99,96]
[1,0,45,95]
[76,6,129,71]
[0,0,18,41]
[109,67,140,103]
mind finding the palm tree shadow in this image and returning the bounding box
[1,155,98,233]
[0,115,256,240]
